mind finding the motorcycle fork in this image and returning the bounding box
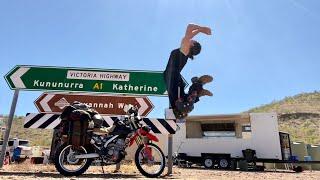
[134,135,143,146]
[135,135,153,161]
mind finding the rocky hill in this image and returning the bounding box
[248,91,320,145]
[1,116,53,147]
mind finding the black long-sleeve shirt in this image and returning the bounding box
[164,49,189,108]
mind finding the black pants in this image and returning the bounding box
[164,49,188,109]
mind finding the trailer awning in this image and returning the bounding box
[186,113,250,123]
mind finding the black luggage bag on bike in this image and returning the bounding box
[59,105,92,147]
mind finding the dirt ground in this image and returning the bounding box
[0,162,319,180]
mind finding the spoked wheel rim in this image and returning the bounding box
[58,145,88,172]
[137,145,164,175]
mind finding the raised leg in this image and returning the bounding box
[188,75,213,100]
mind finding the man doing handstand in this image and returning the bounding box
[164,24,213,119]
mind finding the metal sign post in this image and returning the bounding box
[165,106,176,175]
[167,134,173,175]
[0,89,20,168]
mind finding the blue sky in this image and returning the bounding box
[1,0,320,118]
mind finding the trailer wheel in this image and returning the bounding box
[293,166,303,173]
[230,160,237,170]
[218,158,230,169]
[203,157,214,169]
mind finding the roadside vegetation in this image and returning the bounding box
[1,116,52,147]
[248,91,320,145]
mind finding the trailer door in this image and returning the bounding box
[250,113,282,159]
[279,132,292,160]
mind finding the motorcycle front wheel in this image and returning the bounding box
[135,143,165,178]
[54,143,93,176]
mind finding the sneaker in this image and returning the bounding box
[198,89,213,97]
[191,77,199,84]
[198,75,213,84]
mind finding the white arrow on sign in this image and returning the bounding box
[10,67,30,88]
[39,94,55,112]
[136,97,150,116]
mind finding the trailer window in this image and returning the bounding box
[241,125,252,139]
[201,123,235,137]
[8,141,14,146]
[19,140,29,146]
[186,121,203,138]
[0,140,14,146]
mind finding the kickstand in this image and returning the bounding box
[100,157,105,174]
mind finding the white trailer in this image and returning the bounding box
[171,113,286,169]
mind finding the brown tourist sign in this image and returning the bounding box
[34,93,154,116]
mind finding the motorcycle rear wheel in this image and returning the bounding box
[54,143,93,176]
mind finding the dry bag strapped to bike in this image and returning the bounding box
[59,103,93,147]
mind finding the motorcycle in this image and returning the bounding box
[54,103,165,178]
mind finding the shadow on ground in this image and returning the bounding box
[175,165,298,174]
[0,171,175,179]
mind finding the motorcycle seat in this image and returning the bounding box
[92,126,115,135]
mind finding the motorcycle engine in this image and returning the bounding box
[104,139,126,162]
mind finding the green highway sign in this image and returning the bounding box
[5,65,171,96]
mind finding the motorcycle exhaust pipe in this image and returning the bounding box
[74,153,99,159]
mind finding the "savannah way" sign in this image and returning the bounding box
[34,93,154,116]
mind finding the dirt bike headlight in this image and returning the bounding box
[142,125,151,132]
[139,126,151,136]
